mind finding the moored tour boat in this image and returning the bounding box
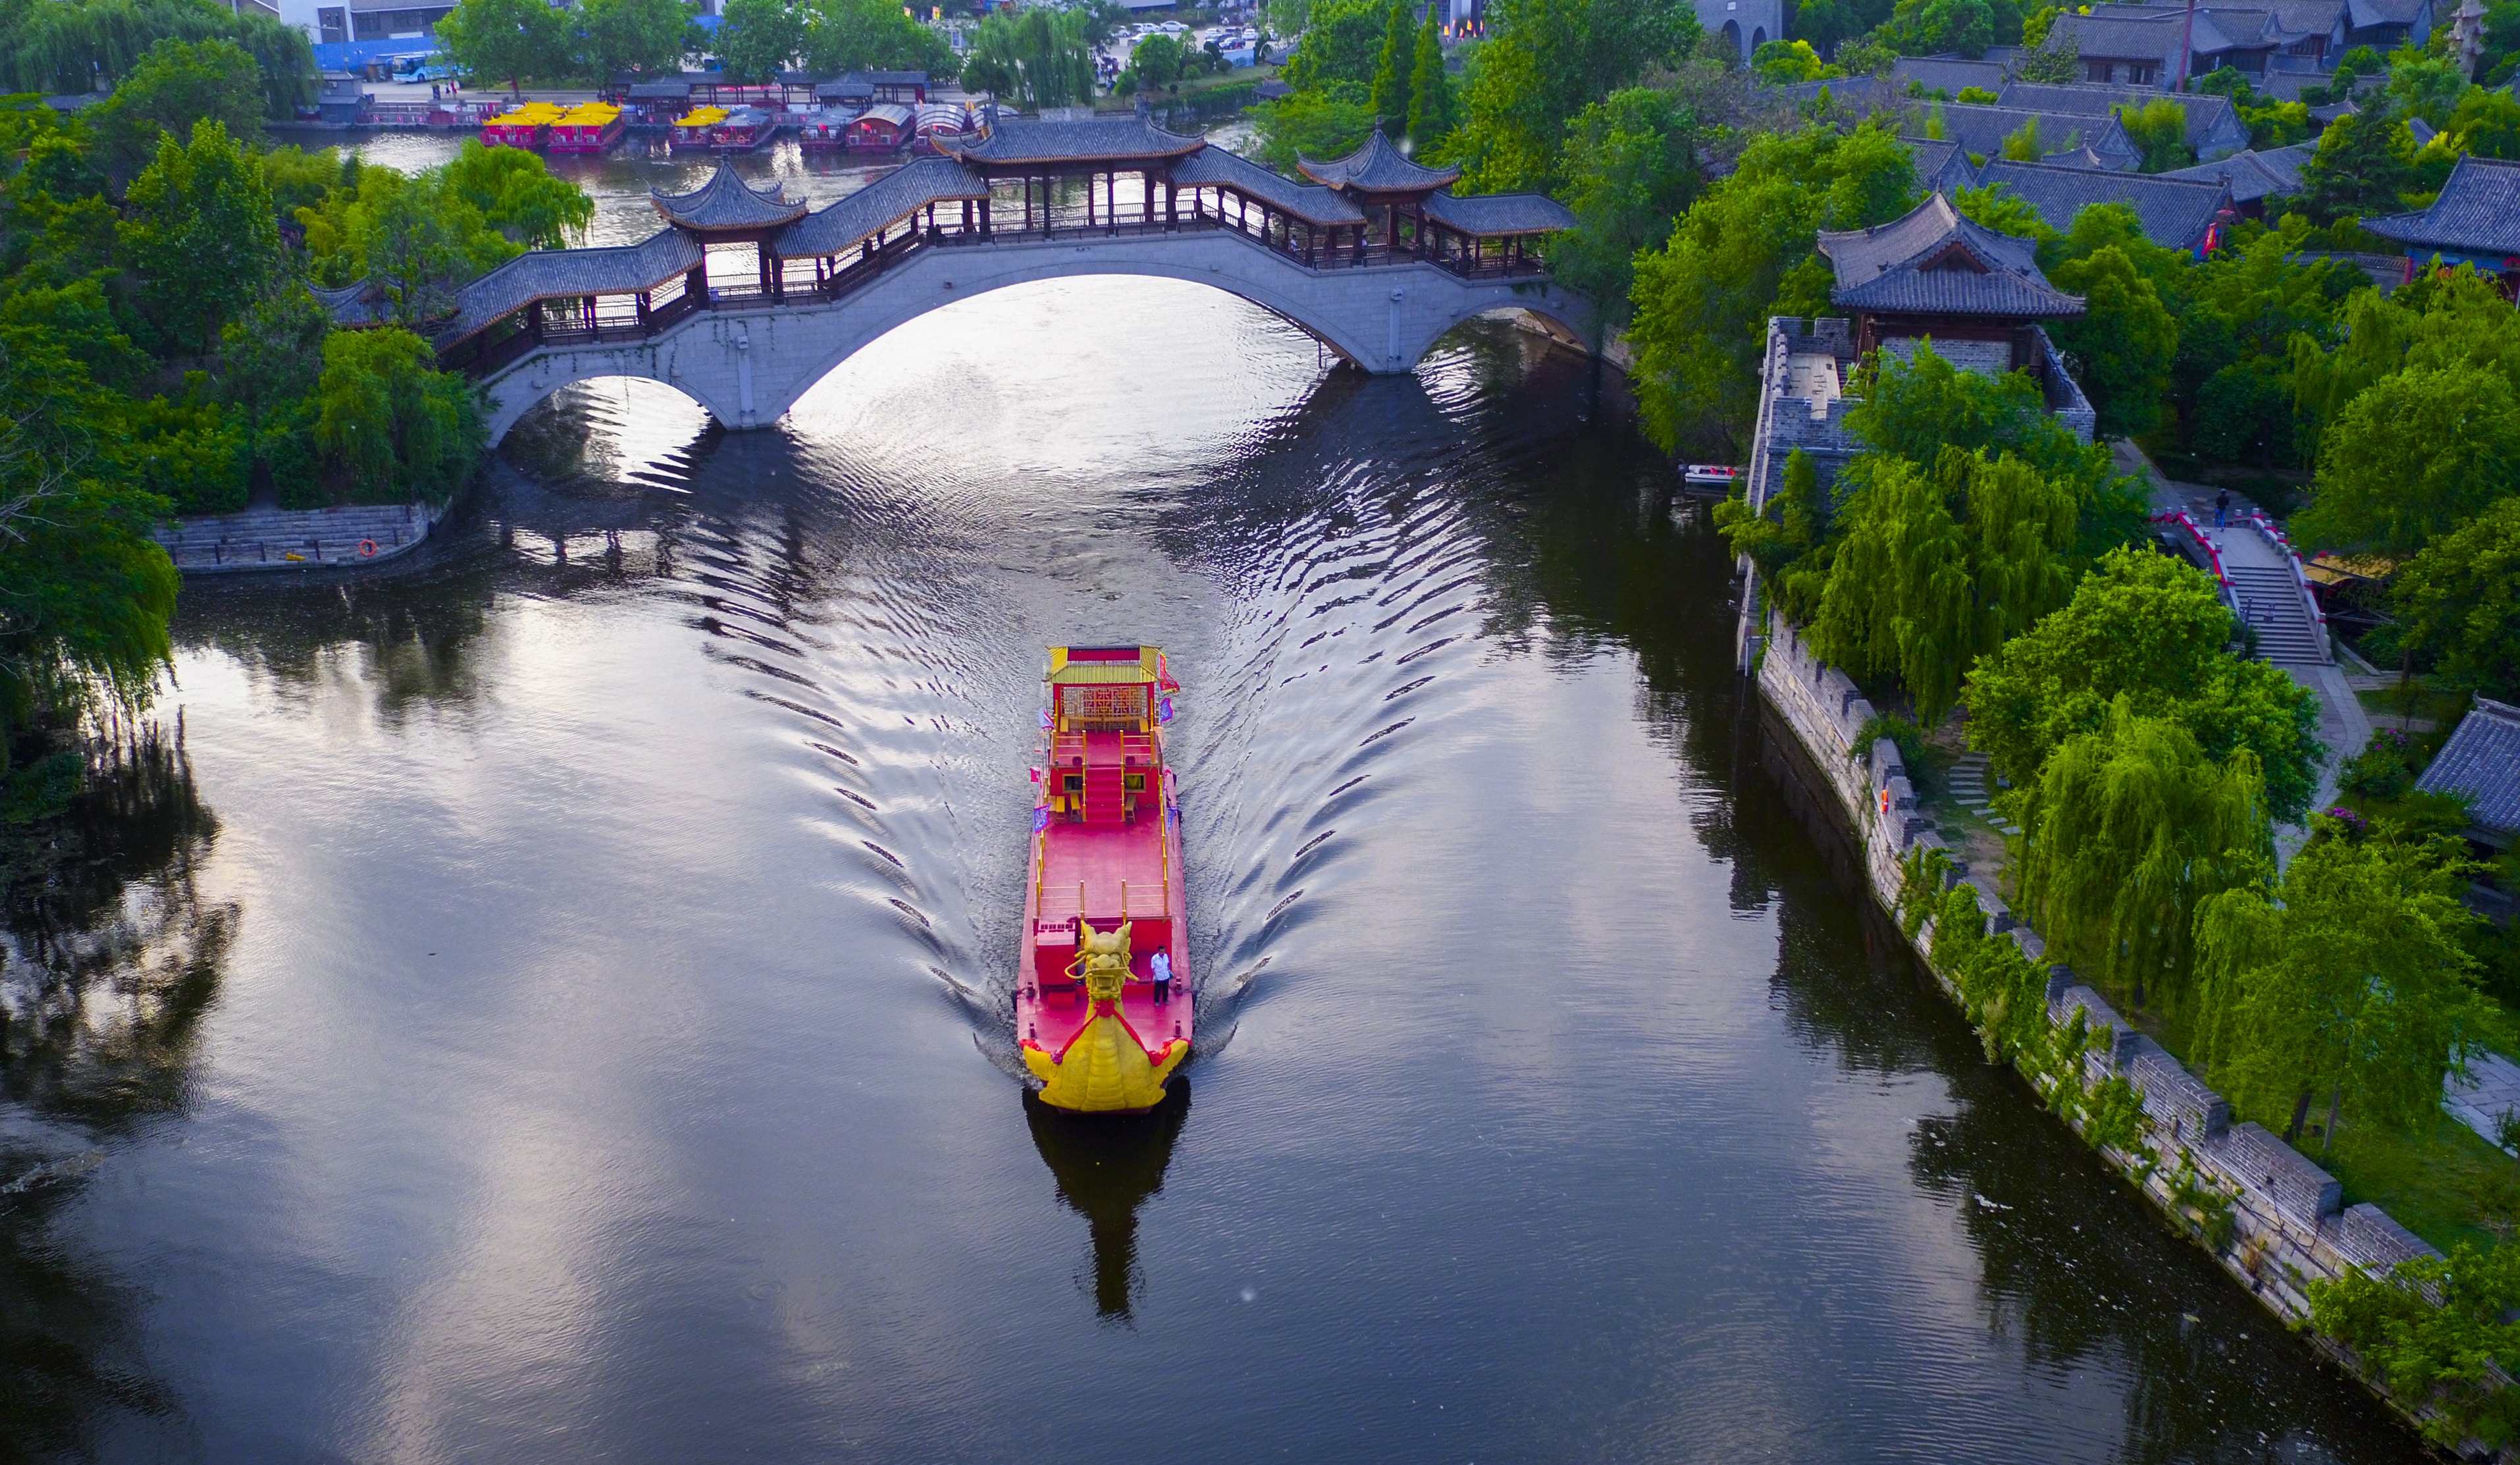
[1018,647,1190,1113]
[546,101,625,153]
[671,105,727,147]
[481,100,562,147]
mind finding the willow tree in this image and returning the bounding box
[1806,446,2080,725]
[2193,822,2498,1152]
[2014,700,2270,1011]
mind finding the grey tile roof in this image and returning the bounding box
[2348,0,2428,26]
[941,117,1205,165]
[1997,82,2250,153]
[1298,130,1461,192]
[818,78,874,101]
[2188,7,2278,51]
[2045,141,2114,169]
[651,159,808,232]
[1421,189,1575,236]
[772,155,992,257]
[1818,192,2086,318]
[1168,146,1365,225]
[1976,159,2232,248]
[2416,697,2520,839]
[1890,55,2010,96]
[2265,0,2350,32]
[625,80,693,99]
[1906,136,1980,193]
[2367,155,2520,255]
[309,280,392,328]
[1899,101,2143,171]
[433,228,705,348]
[2160,142,2313,202]
[2046,9,2182,62]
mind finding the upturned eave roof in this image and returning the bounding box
[1297,130,1461,193]
[651,159,808,232]
[1817,192,2086,319]
[2366,155,2520,255]
[939,116,1205,165]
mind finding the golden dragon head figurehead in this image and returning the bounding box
[1078,920,1133,1003]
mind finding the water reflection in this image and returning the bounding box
[1024,1083,1191,1321]
[0,728,224,1457]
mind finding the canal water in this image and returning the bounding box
[0,142,2431,1462]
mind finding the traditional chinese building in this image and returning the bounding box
[2365,155,2520,290]
[649,159,809,300]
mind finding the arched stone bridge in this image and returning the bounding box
[323,119,1592,444]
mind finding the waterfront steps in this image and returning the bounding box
[153,502,441,572]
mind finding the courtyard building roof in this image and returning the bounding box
[1974,159,2233,250]
[2365,155,2520,257]
[1817,192,2086,319]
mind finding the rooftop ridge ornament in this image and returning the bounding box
[650,158,808,234]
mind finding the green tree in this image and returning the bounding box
[0,334,176,780]
[1370,0,1413,130]
[2311,1243,2520,1452]
[2292,363,2520,557]
[0,0,313,115]
[1808,446,2080,722]
[1132,30,1186,87]
[1544,86,1698,340]
[2012,24,2077,83]
[2014,698,2271,1009]
[118,119,280,357]
[1752,37,1839,82]
[93,36,265,178]
[1844,333,2113,490]
[804,0,959,78]
[2194,820,2496,1149]
[2446,86,2520,160]
[2114,95,2191,172]
[1279,0,1388,88]
[1627,121,1914,450]
[1876,0,1998,56]
[2392,493,2520,697]
[1716,446,1832,618]
[2045,243,2178,437]
[715,0,807,80]
[1405,2,1454,146]
[1999,113,2048,160]
[313,327,484,503]
[437,138,593,248]
[436,0,572,95]
[1449,0,1700,192]
[962,6,1093,105]
[1250,82,1379,169]
[2296,104,2417,224]
[2384,47,2468,126]
[575,0,697,78]
[218,283,328,491]
[1962,545,2325,821]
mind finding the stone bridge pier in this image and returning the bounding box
[473,230,1595,445]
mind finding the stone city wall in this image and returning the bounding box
[1752,610,2438,1327]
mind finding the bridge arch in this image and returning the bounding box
[475,232,1594,446]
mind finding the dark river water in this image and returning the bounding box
[0,141,2432,1464]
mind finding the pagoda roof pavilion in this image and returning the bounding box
[1817,194,2084,321]
[939,117,1205,169]
[652,160,808,234]
[1297,131,1459,196]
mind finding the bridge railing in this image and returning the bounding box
[446,203,1546,380]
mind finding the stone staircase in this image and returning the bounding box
[2226,562,2328,666]
[1947,753,2020,837]
[153,502,441,572]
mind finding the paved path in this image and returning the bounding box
[2114,443,2371,819]
[1947,753,2020,836]
[2448,1050,2520,1154]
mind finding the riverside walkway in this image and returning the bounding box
[318,121,1590,444]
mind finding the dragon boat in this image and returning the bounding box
[1018,646,1190,1113]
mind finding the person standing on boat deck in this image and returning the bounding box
[1151,949,1172,1004]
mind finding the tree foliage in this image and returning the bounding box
[2292,363,2520,557]
[804,0,957,77]
[2045,243,2177,438]
[118,119,278,356]
[2392,494,2520,699]
[1449,0,1700,192]
[2296,103,2417,224]
[1280,0,1387,88]
[2311,1243,2520,1452]
[0,0,312,116]
[2194,819,2496,1148]
[92,36,263,178]
[2013,697,2271,1009]
[1369,0,1413,130]
[963,5,1094,106]
[1628,122,1914,451]
[1544,86,1699,337]
[1404,2,1454,146]
[435,0,571,94]
[312,327,484,504]
[1963,546,2324,822]
[2114,95,2191,172]
[576,0,697,78]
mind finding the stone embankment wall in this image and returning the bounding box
[153,502,442,573]
[1752,611,2438,1325]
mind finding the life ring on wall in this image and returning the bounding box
[358,539,378,558]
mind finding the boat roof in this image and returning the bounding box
[1049,645,1161,683]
